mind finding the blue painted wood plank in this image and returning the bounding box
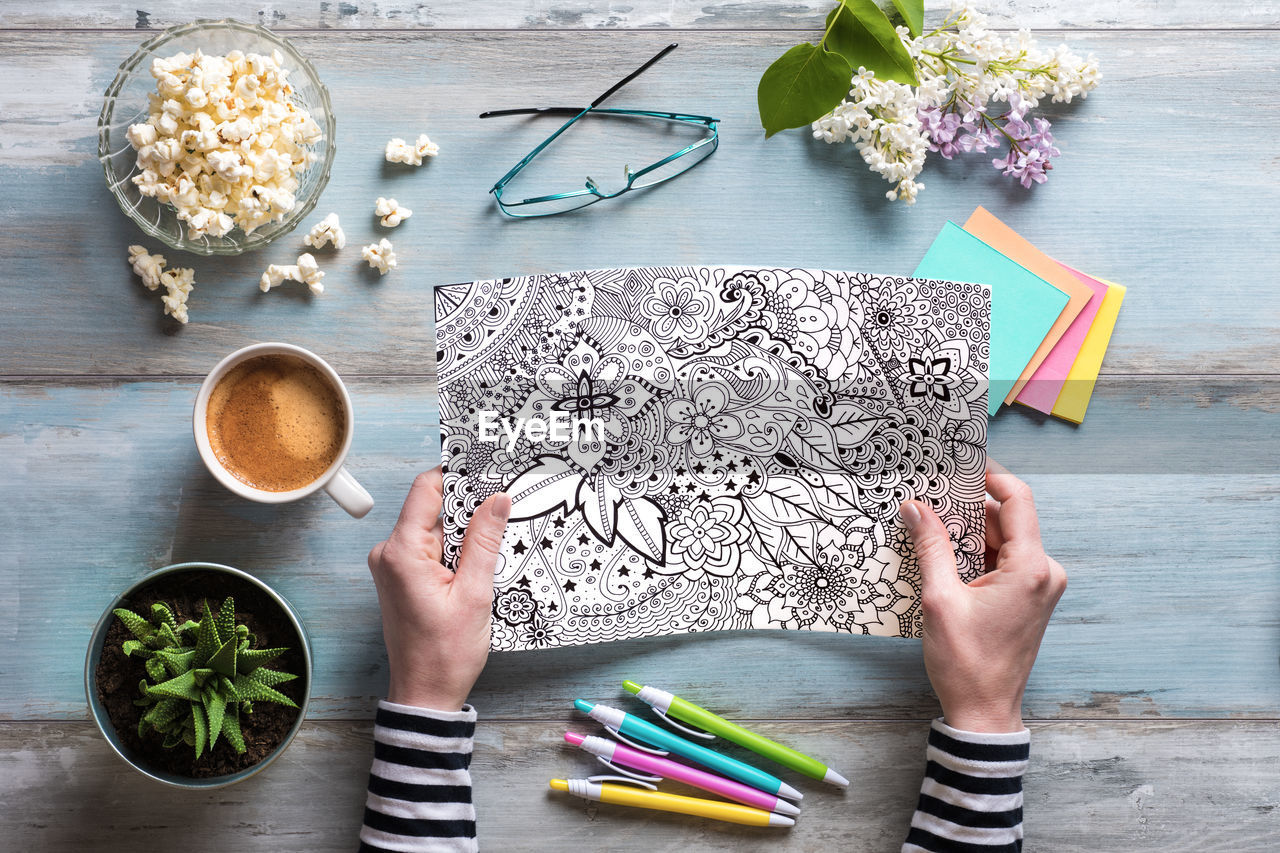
[3,0,1276,31]
[4,377,1278,720]
[0,31,1278,375]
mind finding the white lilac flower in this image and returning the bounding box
[813,2,1100,202]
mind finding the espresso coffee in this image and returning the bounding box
[206,354,346,492]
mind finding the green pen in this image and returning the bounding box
[623,680,849,788]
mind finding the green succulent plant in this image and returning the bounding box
[113,596,298,759]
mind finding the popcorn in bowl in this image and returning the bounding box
[126,48,322,240]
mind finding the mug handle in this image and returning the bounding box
[325,466,374,518]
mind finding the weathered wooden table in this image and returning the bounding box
[3,2,1278,850]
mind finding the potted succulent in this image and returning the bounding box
[86,562,311,788]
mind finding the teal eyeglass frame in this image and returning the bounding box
[480,44,720,217]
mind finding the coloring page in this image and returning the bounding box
[435,267,989,651]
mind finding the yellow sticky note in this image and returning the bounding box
[1051,277,1126,424]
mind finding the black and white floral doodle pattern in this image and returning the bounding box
[435,267,989,651]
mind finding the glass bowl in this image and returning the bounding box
[98,19,336,256]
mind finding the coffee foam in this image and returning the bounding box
[207,354,346,492]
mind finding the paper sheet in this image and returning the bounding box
[914,222,1067,416]
[1015,263,1108,414]
[961,207,1093,405]
[1051,274,1126,424]
[435,267,989,650]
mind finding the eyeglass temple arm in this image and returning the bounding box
[478,42,678,121]
[591,42,678,107]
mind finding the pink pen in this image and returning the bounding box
[564,731,801,817]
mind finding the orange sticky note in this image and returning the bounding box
[1051,277,1126,424]
[962,207,1094,405]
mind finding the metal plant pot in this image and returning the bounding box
[85,561,312,788]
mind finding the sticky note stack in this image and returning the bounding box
[914,207,1125,423]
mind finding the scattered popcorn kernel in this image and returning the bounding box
[295,252,325,294]
[259,263,295,292]
[362,238,397,275]
[127,244,195,323]
[384,133,439,166]
[259,253,325,295]
[303,212,346,250]
[127,245,166,291]
[375,197,412,228]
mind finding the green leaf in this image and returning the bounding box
[238,646,288,674]
[154,647,197,677]
[113,608,154,643]
[215,597,235,646]
[144,697,186,732]
[121,639,150,659]
[146,669,203,702]
[825,0,918,86]
[249,667,298,687]
[194,600,218,665]
[144,656,166,682]
[205,692,227,749]
[154,621,181,650]
[222,705,246,754]
[758,42,853,137]
[162,729,184,749]
[886,0,923,38]
[208,636,238,678]
[150,602,177,634]
[233,673,297,708]
[191,702,208,758]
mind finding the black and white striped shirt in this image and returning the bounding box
[359,701,478,853]
[360,705,1027,852]
[903,719,1030,852]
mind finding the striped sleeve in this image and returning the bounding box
[359,700,478,853]
[901,718,1030,853]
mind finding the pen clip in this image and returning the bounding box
[603,724,669,756]
[595,755,662,784]
[652,706,716,740]
[587,774,658,791]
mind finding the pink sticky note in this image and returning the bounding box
[1014,263,1108,413]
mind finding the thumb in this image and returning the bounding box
[901,500,961,594]
[456,492,511,604]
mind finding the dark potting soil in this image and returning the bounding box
[94,569,307,779]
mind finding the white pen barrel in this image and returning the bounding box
[636,685,674,714]
[566,779,602,801]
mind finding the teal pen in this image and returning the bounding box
[573,699,803,801]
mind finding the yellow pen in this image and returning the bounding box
[549,777,795,827]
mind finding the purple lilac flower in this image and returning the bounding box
[958,125,1000,153]
[918,106,964,159]
[990,96,1062,189]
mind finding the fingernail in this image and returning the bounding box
[900,501,921,528]
[490,492,511,523]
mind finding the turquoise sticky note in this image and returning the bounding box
[914,222,1069,416]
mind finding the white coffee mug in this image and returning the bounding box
[193,342,374,518]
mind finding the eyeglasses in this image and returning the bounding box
[480,44,720,217]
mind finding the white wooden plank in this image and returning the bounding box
[1,1,1275,31]
[1,720,1276,850]
[3,378,1278,721]
[0,31,1277,375]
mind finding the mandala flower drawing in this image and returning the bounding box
[436,266,989,650]
[665,385,744,458]
[641,274,715,344]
